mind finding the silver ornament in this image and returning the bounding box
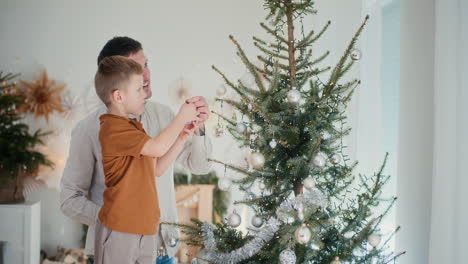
[303,176,316,190]
[258,179,266,190]
[287,89,302,103]
[218,177,231,191]
[251,215,264,228]
[350,48,362,61]
[157,246,165,258]
[249,130,258,141]
[245,192,256,201]
[276,189,328,222]
[228,211,242,228]
[295,224,312,244]
[313,153,326,168]
[310,242,321,250]
[247,104,253,110]
[368,233,382,247]
[331,154,341,165]
[331,257,342,264]
[279,248,297,264]
[248,152,265,169]
[269,138,277,149]
[216,85,227,97]
[168,236,179,247]
[236,122,247,134]
[215,124,224,137]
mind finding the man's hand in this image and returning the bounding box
[185,96,209,135]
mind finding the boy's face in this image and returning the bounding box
[128,50,151,99]
[121,74,146,116]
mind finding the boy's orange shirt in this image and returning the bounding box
[98,113,160,235]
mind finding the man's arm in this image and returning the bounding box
[60,120,100,226]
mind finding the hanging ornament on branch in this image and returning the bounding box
[368,233,382,247]
[251,215,264,228]
[303,175,316,190]
[236,122,247,134]
[279,248,296,264]
[276,189,328,223]
[269,138,277,149]
[228,210,242,228]
[295,224,312,244]
[350,48,362,61]
[248,152,265,169]
[287,87,301,104]
[330,153,342,165]
[331,256,342,264]
[313,153,327,168]
[214,123,224,137]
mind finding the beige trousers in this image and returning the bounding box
[95,219,156,264]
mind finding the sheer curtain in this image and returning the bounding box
[429,0,468,262]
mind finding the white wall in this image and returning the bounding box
[397,0,435,263]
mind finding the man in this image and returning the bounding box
[60,36,212,264]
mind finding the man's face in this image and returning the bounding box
[128,50,152,99]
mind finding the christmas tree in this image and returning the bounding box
[171,1,404,263]
[0,72,52,203]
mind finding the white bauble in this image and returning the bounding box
[303,176,316,190]
[168,236,179,247]
[350,48,362,61]
[368,233,382,247]
[228,211,242,227]
[236,122,247,134]
[251,216,264,228]
[331,154,341,164]
[214,124,224,137]
[258,179,266,190]
[248,152,265,169]
[269,138,278,149]
[216,85,227,97]
[331,257,342,264]
[218,178,231,191]
[287,89,302,103]
[313,153,326,168]
[295,224,312,244]
[279,248,297,264]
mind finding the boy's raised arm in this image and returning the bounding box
[141,102,198,158]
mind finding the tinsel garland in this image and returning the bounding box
[197,218,281,264]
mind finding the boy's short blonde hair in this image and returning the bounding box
[95,55,143,106]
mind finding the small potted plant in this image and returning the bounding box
[0,72,52,203]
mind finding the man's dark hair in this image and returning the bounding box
[97,36,143,65]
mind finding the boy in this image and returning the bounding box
[93,55,198,264]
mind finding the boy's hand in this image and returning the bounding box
[179,121,197,140]
[177,102,198,123]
